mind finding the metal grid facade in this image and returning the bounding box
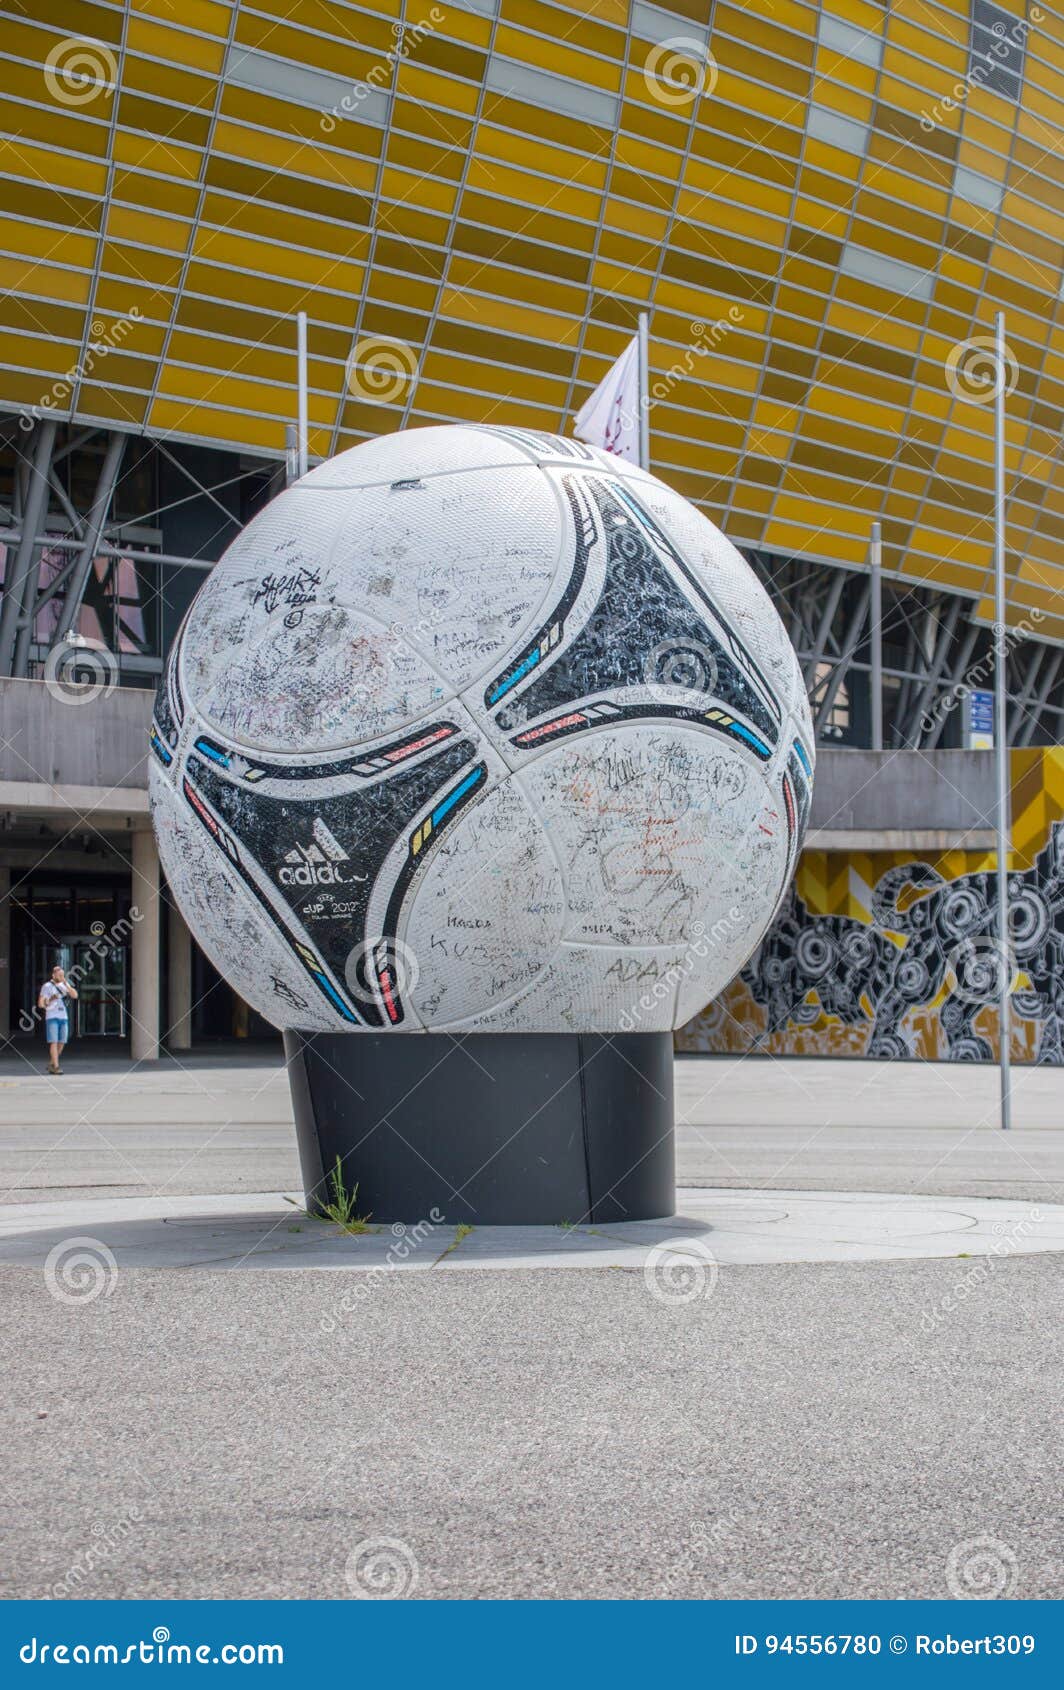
[2,0,1064,642]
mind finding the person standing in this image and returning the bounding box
[38,965,77,1075]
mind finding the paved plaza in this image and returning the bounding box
[2,1047,1062,1204]
[1,1051,1062,1600]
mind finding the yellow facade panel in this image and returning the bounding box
[410,382,556,427]
[170,334,326,392]
[181,262,345,320]
[767,504,869,552]
[509,0,622,56]
[396,64,480,115]
[792,198,849,239]
[111,171,202,220]
[474,127,606,189]
[418,351,567,410]
[104,206,194,253]
[365,272,439,313]
[0,258,91,306]
[886,16,967,70]
[125,17,227,73]
[602,197,670,242]
[1000,189,1063,239]
[809,75,875,120]
[120,55,218,112]
[492,27,621,91]
[867,168,951,221]
[590,259,650,301]
[0,330,79,376]
[71,384,150,428]
[817,0,894,33]
[155,362,293,415]
[675,194,786,249]
[424,8,494,49]
[966,84,1025,134]
[911,527,990,570]
[132,0,233,35]
[462,163,600,222]
[111,130,205,180]
[148,395,293,450]
[378,167,457,217]
[0,218,96,271]
[233,15,389,83]
[212,125,378,191]
[190,228,365,291]
[438,289,579,346]
[612,134,685,182]
[715,75,807,127]
[802,137,863,181]
[0,96,109,159]
[1,143,108,198]
[99,242,184,287]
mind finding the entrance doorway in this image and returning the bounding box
[30,938,128,1038]
[11,873,135,1041]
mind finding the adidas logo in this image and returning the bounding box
[279,819,361,886]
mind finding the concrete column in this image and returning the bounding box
[0,862,10,1043]
[131,829,160,1063]
[167,898,192,1051]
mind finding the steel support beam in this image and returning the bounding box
[0,419,57,676]
[802,566,846,688]
[52,430,125,645]
[0,533,216,571]
[922,616,980,751]
[1007,641,1045,743]
[905,594,962,748]
[814,581,870,736]
[47,469,85,538]
[1016,647,1062,747]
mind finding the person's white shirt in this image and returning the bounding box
[39,980,71,1015]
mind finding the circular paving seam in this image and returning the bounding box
[1,1189,1062,1272]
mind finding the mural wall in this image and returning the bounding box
[678,749,1064,1065]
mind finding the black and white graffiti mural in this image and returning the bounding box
[707,824,1064,1064]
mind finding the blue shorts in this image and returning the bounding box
[45,1018,68,1044]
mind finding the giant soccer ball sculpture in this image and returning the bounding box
[150,425,813,1221]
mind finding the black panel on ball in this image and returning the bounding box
[283,1030,675,1226]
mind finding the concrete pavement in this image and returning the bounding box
[2,1049,1062,1601]
[3,1256,1062,1600]
[2,1049,1062,1204]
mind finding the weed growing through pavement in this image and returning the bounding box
[436,1223,474,1261]
[288,1156,377,1234]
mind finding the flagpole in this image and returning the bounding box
[869,520,883,753]
[994,308,1011,1132]
[296,309,309,480]
[637,311,650,471]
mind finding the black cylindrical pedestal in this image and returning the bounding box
[283,1030,675,1225]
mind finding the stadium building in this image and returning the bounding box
[1,0,1062,1062]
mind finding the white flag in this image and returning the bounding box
[573,333,642,464]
